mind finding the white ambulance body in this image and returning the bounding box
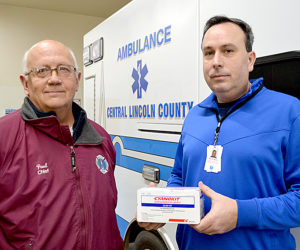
[83,0,300,249]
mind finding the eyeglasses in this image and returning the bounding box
[25,65,77,78]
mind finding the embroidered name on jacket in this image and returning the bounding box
[96,155,109,174]
[36,163,49,175]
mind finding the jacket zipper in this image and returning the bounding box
[70,146,76,172]
[70,146,87,250]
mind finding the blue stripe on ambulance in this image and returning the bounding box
[110,135,178,159]
[115,150,173,181]
[110,135,178,181]
[116,215,129,238]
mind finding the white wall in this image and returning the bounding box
[0,4,104,115]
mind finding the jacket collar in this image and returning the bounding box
[21,97,103,145]
[199,77,264,110]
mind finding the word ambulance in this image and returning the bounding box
[117,25,171,61]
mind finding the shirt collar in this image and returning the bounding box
[26,97,86,142]
[199,77,264,109]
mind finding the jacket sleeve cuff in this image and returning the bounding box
[236,199,259,228]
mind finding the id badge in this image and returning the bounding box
[204,145,223,173]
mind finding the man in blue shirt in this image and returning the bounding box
[138,16,300,250]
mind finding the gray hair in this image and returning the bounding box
[22,41,78,76]
[202,15,254,52]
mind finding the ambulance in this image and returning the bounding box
[83,0,300,249]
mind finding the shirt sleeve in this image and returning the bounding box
[167,136,184,187]
[237,114,300,229]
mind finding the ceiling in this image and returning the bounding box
[0,0,132,18]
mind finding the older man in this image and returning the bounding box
[0,40,123,249]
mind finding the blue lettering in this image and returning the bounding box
[151,104,155,117]
[175,103,181,117]
[182,102,187,117]
[139,105,143,118]
[144,36,149,51]
[147,105,150,118]
[158,104,163,118]
[139,38,144,53]
[128,43,133,57]
[133,40,139,55]
[150,32,156,48]
[105,106,128,118]
[122,45,127,59]
[157,29,164,46]
[117,48,122,61]
[169,103,174,118]
[143,105,147,118]
[165,25,171,43]
[111,107,114,117]
[117,25,172,61]
[163,103,168,118]
[188,101,193,111]
[124,106,127,118]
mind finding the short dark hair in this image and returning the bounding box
[202,15,254,52]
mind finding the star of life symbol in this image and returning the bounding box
[36,163,49,175]
[132,60,148,98]
[96,155,109,174]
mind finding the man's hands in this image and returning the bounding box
[137,182,165,231]
[190,181,238,235]
[137,221,165,231]
[137,181,238,234]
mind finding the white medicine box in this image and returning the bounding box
[137,187,204,224]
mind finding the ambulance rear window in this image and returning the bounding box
[250,51,300,99]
